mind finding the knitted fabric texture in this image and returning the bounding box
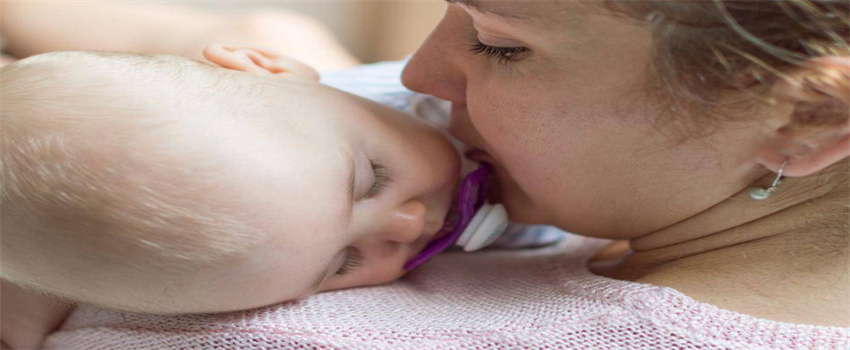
[46,237,849,350]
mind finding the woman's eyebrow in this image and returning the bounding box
[445,0,526,20]
[446,0,481,9]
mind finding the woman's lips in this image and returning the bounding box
[465,149,494,164]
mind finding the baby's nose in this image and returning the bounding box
[384,200,427,245]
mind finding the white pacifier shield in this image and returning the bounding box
[456,203,509,252]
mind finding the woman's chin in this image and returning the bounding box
[500,196,551,225]
[490,167,551,225]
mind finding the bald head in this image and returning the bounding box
[0,51,274,312]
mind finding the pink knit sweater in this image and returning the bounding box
[45,237,849,349]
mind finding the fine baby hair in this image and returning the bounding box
[0,51,284,311]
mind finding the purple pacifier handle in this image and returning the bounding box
[403,163,492,270]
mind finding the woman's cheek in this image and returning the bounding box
[466,88,551,203]
[469,86,548,165]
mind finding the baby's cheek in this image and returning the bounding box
[362,260,409,285]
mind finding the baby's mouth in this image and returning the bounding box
[403,163,493,270]
[426,169,479,243]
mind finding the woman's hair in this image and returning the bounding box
[609,0,848,248]
[608,0,848,126]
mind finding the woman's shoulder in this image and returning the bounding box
[47,237,850,350]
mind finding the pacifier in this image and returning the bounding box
[455,203,508,252]
[403,163,509,270]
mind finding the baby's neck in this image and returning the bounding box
[593,177,850,327]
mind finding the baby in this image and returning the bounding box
[1,47,570,348]
[1,45,463,316]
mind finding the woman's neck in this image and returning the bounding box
[593,174,850,327]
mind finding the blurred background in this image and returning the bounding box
[0,1,447,70]
[196,1,446,62]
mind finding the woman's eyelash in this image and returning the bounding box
[364,160,391,198]
[469,39,527,64]
[335,247,364,276]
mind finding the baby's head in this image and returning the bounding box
[0,47,460,314]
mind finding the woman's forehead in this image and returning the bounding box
[446,0,607,20]
[452,0,610,29]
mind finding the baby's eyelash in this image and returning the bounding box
[364,160,392,198]
[469,39,527,64]
[335,247,364,275]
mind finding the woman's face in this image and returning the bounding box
[403,0,765,239]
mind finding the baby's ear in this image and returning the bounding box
[203,43,319,82]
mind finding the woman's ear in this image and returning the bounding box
[203,43,319,81]
[755,57,850,176]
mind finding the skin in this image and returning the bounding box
[2,49,460,317]
[162,69,461,312]
[186,51,462,309]
[0,4,358,346]
[402,0,849,326]
[0,2,360,71]
[1,2,847,348]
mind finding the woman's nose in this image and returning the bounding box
[383,200,428,245]
[401,9,467,103]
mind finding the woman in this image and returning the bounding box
[401,0,849,326]
[14,0,850,348]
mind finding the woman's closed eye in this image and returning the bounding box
[469,39,527,64]
[364,160,392,198]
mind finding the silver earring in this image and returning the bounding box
[749,159,788,201]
